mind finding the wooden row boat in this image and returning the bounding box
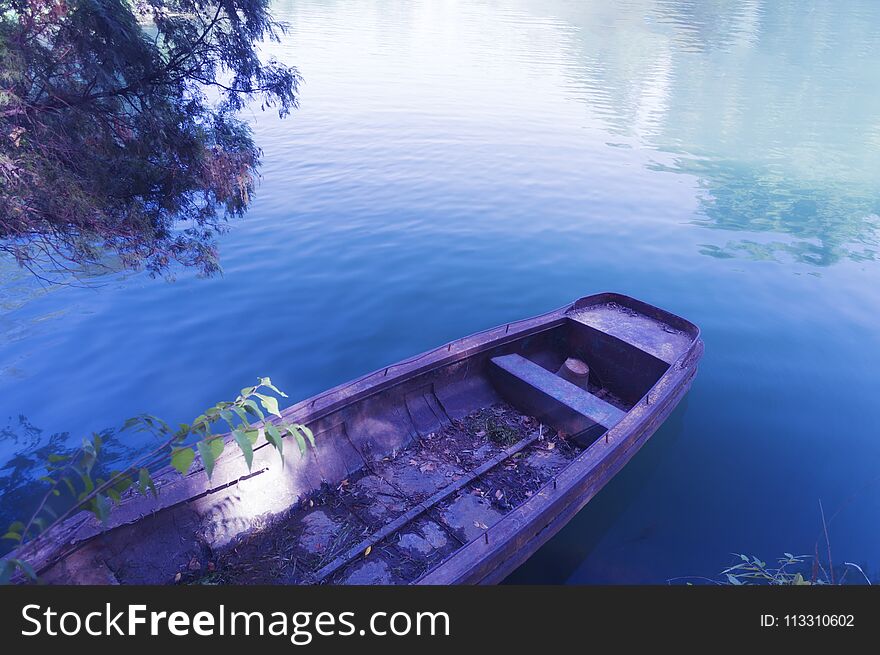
[26,293,702,585]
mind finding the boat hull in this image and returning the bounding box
[19,293,703,585]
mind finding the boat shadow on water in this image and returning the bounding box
[502,398,689,585]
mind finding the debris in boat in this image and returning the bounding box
[180,403,583,585]
[343,474,408,524]
[341,559,395,585]
[439,494,504,542]
[398,522,449,556]
[373,454,464,499]
[526,447,571,475]
[298,511,340,552]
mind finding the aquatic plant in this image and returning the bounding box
[0,377,313,583]
[692,552,872,586]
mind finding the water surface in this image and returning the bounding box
[2,0,879,583]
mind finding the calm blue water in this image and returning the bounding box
[2,0,879,583]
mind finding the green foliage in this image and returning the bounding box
[721,553,818,586]
[0,376,313,583]
[0,0,301,280]
[675,552,873,586]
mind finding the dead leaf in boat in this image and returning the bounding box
[547,442,556,450]
[419,462,435,473]
[495,490,504,500]
[188,558,200,571]
[474,521,489,530]
[364,545,372,558]
[475,430,486,437]
[174,572,182,583]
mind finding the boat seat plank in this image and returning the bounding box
[490,354,626,439]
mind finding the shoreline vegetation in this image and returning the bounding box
[0,0,299,282]
[1,377,314,584]
[674,553,874,586]
[674,502,875,586]
[1,2,309,581]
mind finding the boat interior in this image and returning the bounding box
[174,297,697,585]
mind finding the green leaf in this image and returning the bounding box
[174,424,192,442]
[91,494,111,523]
[112,475,133,495]
[197,441,216,479]
[79,472,94,494]
[125,414,170,435]
[241,399,264,420]
[80,439,96,474]
[255,393,281,417]
[61,476,76,497]
[233,430,254,471]
[299,424,315,448]
[265,423,284,458]
[259,377,288,398]
[121,417,141,431]
[286,425,307,457]
[198,439,224,479]
[138,468,157,497]
[1,532,21,542]
[231,406,251,427]
[171,447,195,475]
[219,409,237,429]
[8,521,24,533]
[47,454,69,463]
[240,386,256,398]
[244,429,259,445]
